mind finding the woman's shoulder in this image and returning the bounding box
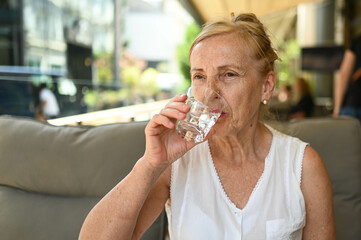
[266,124,309,166]
[302,145,324,174]
[265,124,308,147]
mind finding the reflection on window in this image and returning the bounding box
[58,78,77,96]
[0,0,193,124]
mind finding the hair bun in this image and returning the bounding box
[233,13,260,24]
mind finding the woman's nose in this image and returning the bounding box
[206,86,220,100]
[206,79,220,98]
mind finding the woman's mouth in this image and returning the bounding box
[219,112,227,118]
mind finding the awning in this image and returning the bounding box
[180,0,323,24]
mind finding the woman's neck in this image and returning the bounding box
[209,122,272,165]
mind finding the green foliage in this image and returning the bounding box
[275,39,301,87]
[121,66,160,102]
[176,22,201,84]
[94,52,114,84]
[85,65,162,110]
[121,66,142,89]
[84,90,98,108]
[84,88,130,110]
[98,67,114,83]
[156,62,169,73]
[138,68,161,97]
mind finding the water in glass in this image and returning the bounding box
[176,98,221,143]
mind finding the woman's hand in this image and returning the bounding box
[79,96,193,239]
[143,94,197,169]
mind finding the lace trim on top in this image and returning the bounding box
[169,161,175,205]
[297,143,307,186]
[264,124,308,187]
[206,131,275,212]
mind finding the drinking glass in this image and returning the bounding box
[175,86,227,143]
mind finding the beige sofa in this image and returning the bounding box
[0,115,360,239]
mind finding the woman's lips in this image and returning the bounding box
[219,112,227,118]
[210,110,227,119]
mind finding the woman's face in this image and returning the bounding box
[189,32,273,135]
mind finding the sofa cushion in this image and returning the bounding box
[0,116,148,197]
[0,116,165,240]
[0,185,98,239]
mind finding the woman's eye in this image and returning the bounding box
[223,71,239,79]
[226,72,236,77]
[193,74,204,80]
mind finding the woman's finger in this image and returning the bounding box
[145,94,189,135]
[165,101,190,113]
[168,93,187,103]
[147,113,174,131]
[159,107,187,121]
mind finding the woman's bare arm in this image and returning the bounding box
[79,94,195,239]
[333,50,355,116]
[78,158,170,240]
[132,166,171,239]
[301,146,336,239]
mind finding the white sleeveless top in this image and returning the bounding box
[165,126,307,240]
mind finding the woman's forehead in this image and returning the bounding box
[190,35,252,69]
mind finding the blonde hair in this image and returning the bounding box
[189,13,278,76]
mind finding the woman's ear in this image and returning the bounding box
[262,71,276,101]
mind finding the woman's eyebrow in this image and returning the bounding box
[190,65,246,74]
[190,67,203,72]
[190,68,205,75]
[218,65,244,70]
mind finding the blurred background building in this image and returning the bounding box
[1,0,361,124]
[0,0,192,118]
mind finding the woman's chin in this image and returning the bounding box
[211,124,231,137]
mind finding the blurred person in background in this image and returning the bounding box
[290,77,314,120]
[277,84,292,103]
[333,34,361,122]
[38,83,60,120]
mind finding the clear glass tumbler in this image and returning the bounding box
[175,86,227,143]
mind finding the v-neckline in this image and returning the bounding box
[206,129,275,212]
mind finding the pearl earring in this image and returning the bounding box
[263,100,267,105]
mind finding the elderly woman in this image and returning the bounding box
[79,13,335,239]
